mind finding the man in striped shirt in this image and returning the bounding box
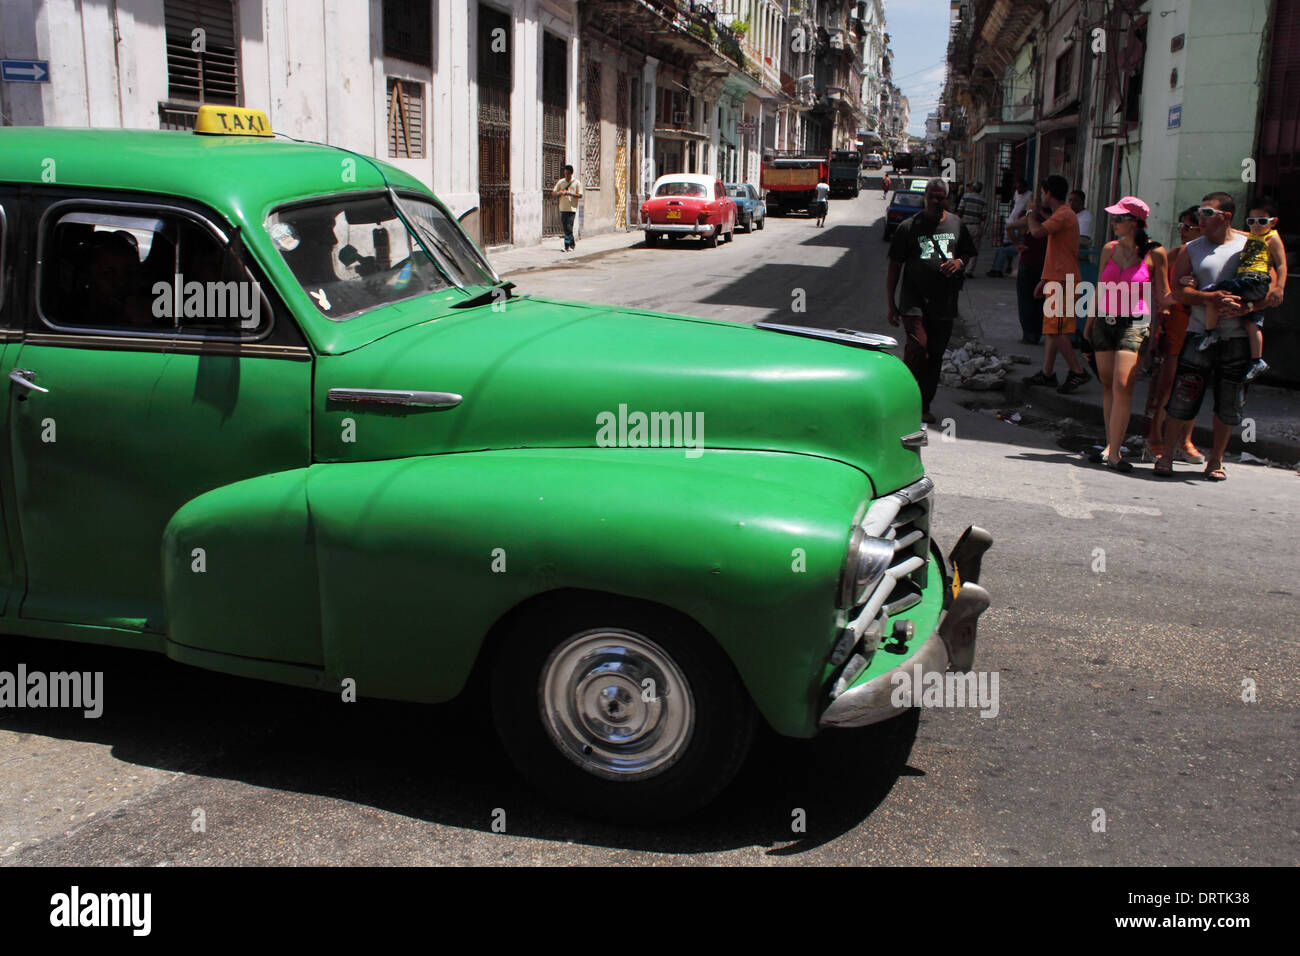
[957,182,987,277]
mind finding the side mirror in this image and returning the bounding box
[457,206,481,247]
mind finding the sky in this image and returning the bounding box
[882,0,952,137]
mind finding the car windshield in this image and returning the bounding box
[656,182,707,197]
[893,193,925,209]
[265,192,496,320]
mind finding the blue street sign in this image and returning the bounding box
[1167,105,1181,130]
[1,60,50,83]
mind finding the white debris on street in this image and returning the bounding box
[941,340,1011,391]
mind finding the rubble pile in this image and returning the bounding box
[940,340,1015,391]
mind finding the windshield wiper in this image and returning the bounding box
[451,281,516,309]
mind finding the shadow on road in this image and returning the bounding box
[0,635,920,858]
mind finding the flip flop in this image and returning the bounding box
[1204,464,1227,482]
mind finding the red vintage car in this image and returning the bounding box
[641,173,737,248]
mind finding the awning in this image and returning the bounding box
[972,122,1034,142]
[1035,113,1080,134]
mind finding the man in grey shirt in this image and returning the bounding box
[1156,191,1265,481]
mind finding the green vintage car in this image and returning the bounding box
[0,108,990,821]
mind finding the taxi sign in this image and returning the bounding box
[194,104,272,137]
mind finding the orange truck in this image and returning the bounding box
[761,152,828,216]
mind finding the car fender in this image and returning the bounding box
[304,448,872,736]
[162,469,323,668]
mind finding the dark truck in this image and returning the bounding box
[892,151,915,173]
[828,149,862,198]
[760,151,828,216]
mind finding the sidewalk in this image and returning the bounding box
[954,271,1300,466]
[487,229,642,278]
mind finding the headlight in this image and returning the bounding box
[838,526,896,608]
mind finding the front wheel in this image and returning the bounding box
[756,213,765,230]
[490,598,757,822]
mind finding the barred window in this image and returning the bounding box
[583,60,602,188]
[384,0,432,66]
[164,0,239,106]
[388,78,426,159]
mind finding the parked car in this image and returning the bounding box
[884,188,926,240]
[725,182,766,232]
[640,174,737,248]
[863,153,884,170]
[0,108,991,824]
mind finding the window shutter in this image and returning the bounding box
[388,78,425,159]
[164,0,240,105]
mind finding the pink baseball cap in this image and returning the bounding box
[1104,196,1150,220]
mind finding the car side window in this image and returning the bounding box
[39,205,270,337]
[0,200,7,315]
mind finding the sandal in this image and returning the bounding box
[1105,457,1134,474]
[1153,458,1175,477]
[1204,463,1227,482]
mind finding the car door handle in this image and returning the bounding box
[9,369,49,394]
[327,388,462,408]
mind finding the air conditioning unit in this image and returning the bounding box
[673,111,689,124]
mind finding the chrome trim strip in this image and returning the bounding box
[35,197,276,344]
[0,329,23,342]
[755,321,898,351]
[22,331,311,360]
[327,387,463,408]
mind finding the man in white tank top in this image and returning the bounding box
[1156,192,1258,481]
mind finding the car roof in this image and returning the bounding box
[653,173,717,187]
[0,127,429,221]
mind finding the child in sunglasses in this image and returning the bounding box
[1186,199,1286,382]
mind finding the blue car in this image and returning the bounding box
[725,183,767,232]
[883,187,926,241]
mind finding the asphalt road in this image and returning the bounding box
[2,193,1296,866]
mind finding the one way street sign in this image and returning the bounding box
[1,60,50,83]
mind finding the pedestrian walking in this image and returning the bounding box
[1156,193,1260,481]
[988,177,1031,277]
[885,178,976,424]
[1144,206,1207,464]
[1023,174,1090,394]
[882,172,892,198]
[1069,190,1094,249]
[552,164,583,251]
[1085,195,1170,472]
[813,180,830,227]
[956,181,987,276]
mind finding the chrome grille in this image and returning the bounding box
[827,478,935,698]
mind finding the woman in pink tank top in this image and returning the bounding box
[1085,196,1171,472]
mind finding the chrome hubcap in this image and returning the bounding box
[540,629,694,780]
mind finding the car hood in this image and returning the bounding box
[312,295,923,495]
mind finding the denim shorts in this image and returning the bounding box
[1089,316,1150,353]
[1165,333,1251,426]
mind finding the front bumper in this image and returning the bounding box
[820,525,993,728]
[643,222,717,236]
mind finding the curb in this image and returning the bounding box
[495,235,641,276]
[998,378,1300,466]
